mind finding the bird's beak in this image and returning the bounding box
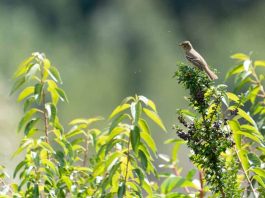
[178,43,183,46]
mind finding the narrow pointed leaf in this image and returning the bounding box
[143,108,166,132]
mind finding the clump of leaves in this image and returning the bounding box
[174,64,241,197]
[226,53,265,197]
[8,52,167,197]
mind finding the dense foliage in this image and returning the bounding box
[0,52,265,197]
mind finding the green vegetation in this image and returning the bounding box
[0,52,265,197]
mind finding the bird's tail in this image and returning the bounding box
[204,67,218,80]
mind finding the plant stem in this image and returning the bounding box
[40,61,49,144]
[199,171,204,198]
[124,134,131,196]
[42,89,49,144]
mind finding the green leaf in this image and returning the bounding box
[14,56,34,78]
[130,126,140,153]
[24,118,40,135]
[118,182,125,198]
[33,184,39,197]
[238,149,250,173]
[18,108,38,132]
[247,86,260,104]
[13,160,26,178]
[131,101,142,125]
[109,104,130,120]
[161,175,198,194]
[143,108,166,132]
[141,131,157,154]
[142,178,153,196]
[17,86,35,102]
[139,95,157,112]
[138,119,150,134]
[39,142,55,154]
[247,153,261,167]
[65,129,84,139]
[69,116,103,126]
[106,152,121,171]
[226,92,240,103]
[45,103,57,123]
[42,159,58,174]
[23,97,36,112]
[186,169,196,181]
[10,77,26,95]
[225,64,244,80]
[12,139,33,158]
[254,60,265,67]
[109,114,130,133]
[133,168,145,185]
[139,150,148,170]
[61,175,72,191]
[253,175,265,188]
[251,168,265,178]
[230,53,249,61]
[48,66,62,83]
[34,83,43,104]
[237,108,257,127]
[26,63,40,79]
[228,120,241,148]
[55,87,69,103]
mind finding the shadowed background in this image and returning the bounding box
[1,0,265,177]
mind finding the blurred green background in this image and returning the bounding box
[1,0,265,175]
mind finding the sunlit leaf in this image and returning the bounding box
[141,131,157,154]
[139,119,150,134]
[243,59,251,71]
[143,108,166,132]
[251,168,265,178]
[17,86,34,102]
[48,66,62,83]
[18,108,39,132]
[12,139,33,158]
[55,87,69,103]
[247,153,261,167]
[131,101,141,125]
[13,161,26,178]
[253,175,265,188]
[61,175,72,191]
[26,63,40,79]
[254,60,265,67]
[225,64,244,80]
[109,114,130,133]
[228,120,241,148]
[237,108,257,128]
[39,142,55,154]
[230,53,249,61]
[14,56,34,78]
[24,118,40,135]
[139,95,157,112]
[109,104,130,120]
[161,175,198,194]
[226,92,239,103]
[10,77,26,95]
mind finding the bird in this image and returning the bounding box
[179,41,218,80]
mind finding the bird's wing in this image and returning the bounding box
[186,49,207,70]
[186,55,204,70]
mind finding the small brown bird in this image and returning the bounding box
[179,41,218,80]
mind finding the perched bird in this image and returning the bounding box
[179,41,218,80]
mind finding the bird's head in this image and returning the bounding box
[179,41,192,51]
